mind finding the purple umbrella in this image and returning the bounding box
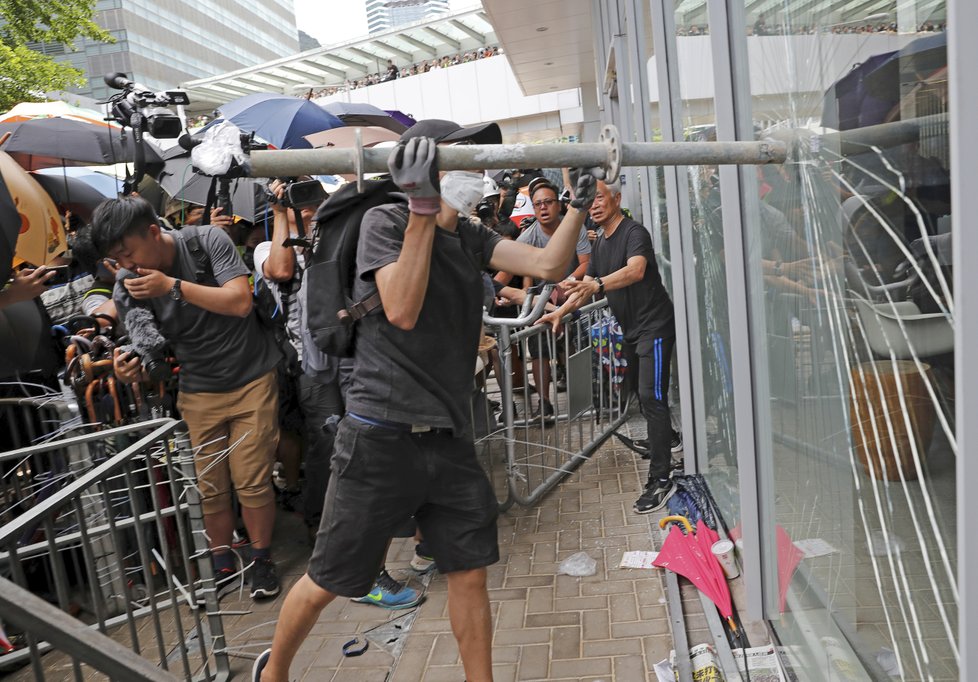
[321,102,409,133]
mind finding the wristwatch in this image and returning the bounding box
[594,277,605,296]
[169,278,183,302]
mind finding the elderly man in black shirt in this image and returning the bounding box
[540,179,680,515]
[253,120,601,682]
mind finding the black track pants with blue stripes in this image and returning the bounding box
[624,334,675,483]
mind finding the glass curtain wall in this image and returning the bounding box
[672,9,741,528]
[730,2,956,678]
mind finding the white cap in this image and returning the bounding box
[483,175,501,198]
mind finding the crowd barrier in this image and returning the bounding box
[0,399,228,681]
[475,292,632,509]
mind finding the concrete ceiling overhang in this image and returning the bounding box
[180,7,496,107]
[481,0,595,96]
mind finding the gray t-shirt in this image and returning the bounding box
[113,226,280,393]
[517,219,591,283]
[345,204,501,434]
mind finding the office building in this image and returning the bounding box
[366,0,450,34]
[32,0,299,101]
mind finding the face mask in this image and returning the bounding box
[440,171,485,215]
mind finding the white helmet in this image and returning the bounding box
[483,175,501,198]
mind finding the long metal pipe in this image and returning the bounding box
[249,139,787,177]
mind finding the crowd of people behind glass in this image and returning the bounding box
[676,18,947,36]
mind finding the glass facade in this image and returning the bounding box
[40,0,300,100]
[621,0,957,678]
[736,4,956,678]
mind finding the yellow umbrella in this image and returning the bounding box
[0,101,114,129]
[0,150,66,266]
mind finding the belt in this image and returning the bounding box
[347,412,453,435]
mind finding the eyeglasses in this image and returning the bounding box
[533,198,558,209]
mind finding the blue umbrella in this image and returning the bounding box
[217,93,344,149]
[35,167,123,197]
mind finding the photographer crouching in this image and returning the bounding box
[91,195,283,600]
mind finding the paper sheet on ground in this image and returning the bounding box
[619,550,659,569]
[793,537,839,559]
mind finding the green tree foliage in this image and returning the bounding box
[0,0,113,110]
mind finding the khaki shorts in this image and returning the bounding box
[177,371,280,515]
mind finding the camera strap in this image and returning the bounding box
[282,206,311,249]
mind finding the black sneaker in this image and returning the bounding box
[198,566,241,604]
[531,399,555,420]
[276,486,303,513]
[249,558,280,600]
[633,479,676,514]
[670,432,684,453]
[252,647,270,682]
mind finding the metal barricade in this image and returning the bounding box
[476,295,631,508]
[0,407,229,681]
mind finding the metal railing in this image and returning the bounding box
[475,292,631,508]
[0,404,229,681]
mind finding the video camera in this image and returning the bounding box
[266,178,328,210]
[178,125,269,221]
[102,72,189,139]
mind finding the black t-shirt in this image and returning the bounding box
[346,205,502,435]
[587,217,675,343]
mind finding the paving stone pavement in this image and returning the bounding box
[219,437,674,681]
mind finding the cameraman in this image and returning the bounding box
[92,196,283,600]
[253,180,341,527]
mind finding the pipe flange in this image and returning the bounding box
[598,124,622,181]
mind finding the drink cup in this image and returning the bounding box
[711,539,740,579]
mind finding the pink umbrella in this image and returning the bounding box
[654,516,740,637]
[776,524,804,614]
[303,125,400,149]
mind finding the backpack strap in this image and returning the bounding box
[339,291,382,325]
[340,201,408,323]
[177,225,216,285]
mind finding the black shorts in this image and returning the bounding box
[307,416,500,597]
[523,330,553,360]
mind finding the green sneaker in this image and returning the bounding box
[351,570,424,610]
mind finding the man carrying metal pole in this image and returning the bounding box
[539,178,680,514]
[253,119,603,682]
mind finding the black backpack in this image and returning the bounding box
[179,225,300,372]
[304,178,406,357]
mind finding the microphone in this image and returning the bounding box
[178,133,202,151]
[103,71,150,92]
[104,72,133,89]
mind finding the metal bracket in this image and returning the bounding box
[598,124,622,180]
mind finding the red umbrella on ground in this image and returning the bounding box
[653,515,741,637]
[776,524,804,614]
[724,521,804,614]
